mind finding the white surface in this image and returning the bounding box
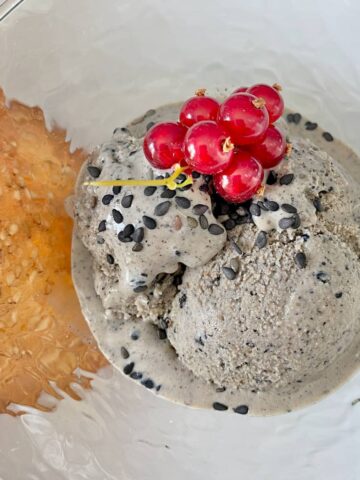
[0,1,359,479]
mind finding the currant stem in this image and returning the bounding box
[222,137,235,153]
[195,88,206,97]
[252,97,266,109]
[83,165,193,190]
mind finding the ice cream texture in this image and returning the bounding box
[73,103,360,414]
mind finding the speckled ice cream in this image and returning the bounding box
[72,103,360,415]
[74,128,226,323]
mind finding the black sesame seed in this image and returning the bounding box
[161,188,176,199]
[199,184,209,193]
[106,254,115,265]
[131,331,140,340]
[121,195,134,208]
[223,218,236,231]
[87,165,101,178]
[230,239,242,255]
[158,329,167,340]
[154,201,171,216]
[120,346,130,359]
[286,113,295,123]
[216,386,226,393]
[335,292,343,299]
[175,173,187,183]
[292,213,301,229]
[305,121,318,131]
[123,224,135,237]
[281,203,297,214]
[313,197,322,212]
[322,131,334,142]
[133,285,147,293]
[143,216,157,230]
[155,175,164,180]
[266,170,278,185]
[302,233,310,242]
[257,201,269,211]
[112,186,122,195]
[293,113,302,124]
[222,266,237,280]
[102,194,114,205]
[264,200,279,211]
[187,217,198,229]
[179,293,187,309]
[175,250,181,256]
[193,204,209,215]
[249,203,261,217]
[208,224,225,235]
[118,232,132,243]
[144,186,157,196]
[175,196,191,209]
[146,121,156,131]
[98,220,106,232]
[255,231,267,249]
[141,378,154,389]
[213,402,228,411]
[192,171,201,179]
[130,371,143,380]
[112,209,123,223]
[295,252,307,269]
[132,243,143,252]
[132,227,144,243]
[316,271,330,283]
[123,362,135,375]
[279,217,295,229]
[233,405,249,415]
[199,215,209,230]
[279,173,294,185]
[97,236,105,244]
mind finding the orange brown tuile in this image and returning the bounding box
[195,88,207,97]
[0,89,108,416]
[272,83,282,91]
[252,97,266,109]
[256,184,266,197]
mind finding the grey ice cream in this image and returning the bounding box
[73,103,360,415]
[74,127,226,324]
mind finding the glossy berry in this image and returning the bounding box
[217,93,269,145]
[247,125,286,169]
[213,150,264,203]
[183,120,234,174]
[180,96,220,128]
[247,83,284,123]
[143,122,187,169]
[232,86,248,94]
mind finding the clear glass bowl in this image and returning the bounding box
[0,1,359,479]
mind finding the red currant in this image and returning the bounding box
[247,125,286,169]
[183,120,234,174]
[232,86,248,94]
[143,122,187,169]
[179,96,220,128]
[213,150,264,203]
[217,93,269,145]
[247,83,284,123]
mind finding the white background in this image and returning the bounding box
[0,1,359,479]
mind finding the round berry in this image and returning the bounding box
[143,122,187,169]
[180,96,220,128]
[247,83,284,123]
[247,125,286,169]
[213,151,264,203]
[232,86,248,94]
[183,121,234,174]
[217,93,269,145]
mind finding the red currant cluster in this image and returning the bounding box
[143,84,287,203]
